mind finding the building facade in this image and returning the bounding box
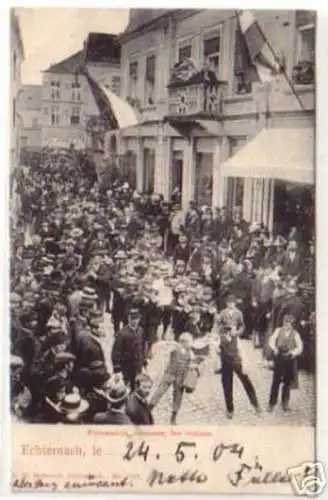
[41,33,121,149]
[111,9,315,233]
[19,85,42,151]
[10,10,25,169]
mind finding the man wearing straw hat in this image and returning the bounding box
[93,374,132,425]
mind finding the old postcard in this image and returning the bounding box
[9,6,319,495]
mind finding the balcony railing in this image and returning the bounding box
[166,59,228,118]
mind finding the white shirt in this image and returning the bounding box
[269,327,303,358]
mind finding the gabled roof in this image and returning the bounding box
[44,50,85,74]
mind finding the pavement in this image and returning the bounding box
[101,313,315,427]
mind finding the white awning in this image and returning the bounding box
[100,85,139,129]
[221,128,314,184]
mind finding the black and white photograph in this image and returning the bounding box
[10,7,315,433]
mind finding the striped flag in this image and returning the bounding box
[237,10,283,83]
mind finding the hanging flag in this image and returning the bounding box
[84,71,139,130]
[237,10,282,83]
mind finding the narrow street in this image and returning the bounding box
[101,313,315,426]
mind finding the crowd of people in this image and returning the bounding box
[10,148,315,425]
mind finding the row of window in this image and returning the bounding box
[127,22,315,102]
[50,81,81,102]
[44,105,81,126]
[49,75,121,102]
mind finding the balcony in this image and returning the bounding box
[166,59,228,121]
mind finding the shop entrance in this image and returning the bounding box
[273,180,314,243]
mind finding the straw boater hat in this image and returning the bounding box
[70,228,84,239]
[60,393,89,421]
[107,375,130,404]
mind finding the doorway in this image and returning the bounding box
[171,151,183,200]
[273,180,314,243]
[143,148,155,194]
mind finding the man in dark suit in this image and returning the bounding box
[126,373,154,425]
[214,206,232,243]
[93,374,132,425]
[111,307,147,390]
[282,240,302,279]
[72,316,107,377]
[276,283,305,331]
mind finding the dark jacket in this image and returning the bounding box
[73,332,105,374]
[282,252,302,278]
[126,392,154,425]
[111,325,146,376]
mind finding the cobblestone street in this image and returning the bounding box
[101,313,315,427]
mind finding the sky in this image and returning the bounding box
[16,8,129,85]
